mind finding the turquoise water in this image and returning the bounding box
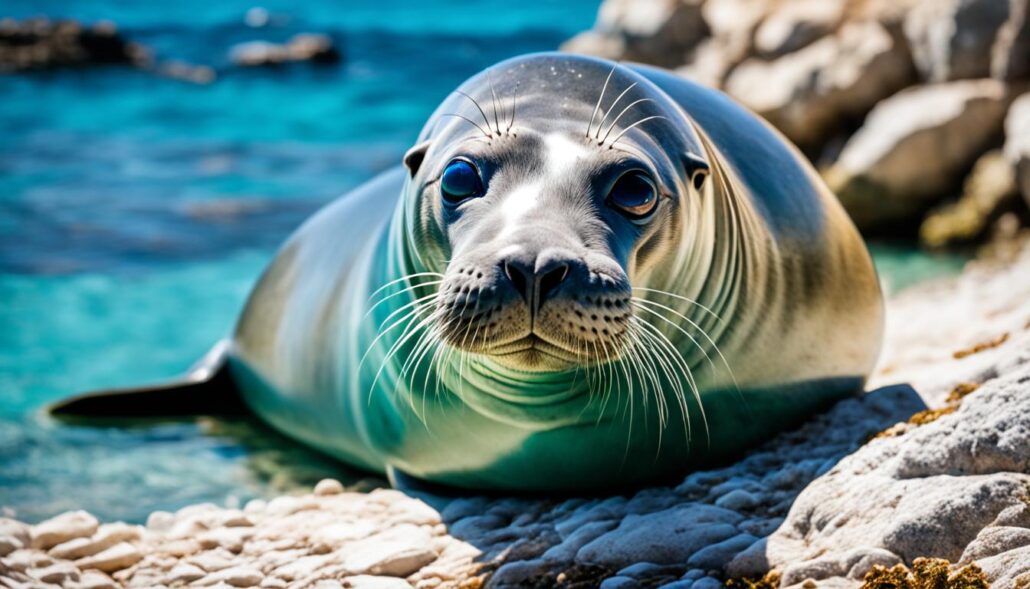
[0,0,966,523]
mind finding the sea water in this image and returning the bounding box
[0,0,966,522]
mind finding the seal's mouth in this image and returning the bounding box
[488,334,584,371]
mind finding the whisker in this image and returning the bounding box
[587,63,617,137]
[595,82,637,140]
[454,90,493,133]
[441,113,492,140]
[600,98,656,144]
[608,115,670,148]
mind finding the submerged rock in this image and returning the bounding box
[0,17,149,72]
[230,34,341,67]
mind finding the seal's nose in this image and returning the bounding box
[502,259,570,308]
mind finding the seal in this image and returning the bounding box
[52,52,884,491]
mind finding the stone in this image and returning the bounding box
[744,364,1030,585]
[75,542,142,573]
[725,21,914,147]
[342,576,414,589]
[828,79,1014,230]
[31,511,99,550]
[28,561,80,584]
[0,518,30,557]
[230,34,341,67]
[314,479,345,496]
[753,0,845,57]
[197,566,264,587]
[561,0,709,67]
[576,505,743,568]
[0,18,149,72]
[78,570,117,589]
[1005,93,1030,208]
[992,0,1030,80]
[166,562,206,584]
[342,525,438,577]
[919,149,1020,246]
[49,523,142,560]
[904,0,1012,82]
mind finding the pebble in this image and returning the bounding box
[314,478,345,496]
[166,562,206,584]
[197,565,264,587]
[49,523,142,560]
[78,570,117,589]
[31,511,99,550]
[75,542,142,573]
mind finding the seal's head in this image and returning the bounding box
[402,53,711,372]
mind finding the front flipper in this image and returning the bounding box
[48,342,247,419]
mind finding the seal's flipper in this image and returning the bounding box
[48,342,247,419]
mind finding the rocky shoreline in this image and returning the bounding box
[3,236,1028,589]
[564,0,1030,247]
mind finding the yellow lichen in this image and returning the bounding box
[725,571,782,589]
[953,333,1009,359]
[860,559,989,589]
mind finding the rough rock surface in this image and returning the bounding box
[827,79,1014,230]
[1006,93,1030,207]
[563,0,1030,242]
[0,17,149,72]
[904,0,1012,82]
[4,238,1030,588]
[725,20,913,147]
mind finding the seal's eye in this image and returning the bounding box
[440,159,484,204]
[608,171,658,220]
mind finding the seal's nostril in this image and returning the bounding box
[503,261,530,302]
[538,263,569,304]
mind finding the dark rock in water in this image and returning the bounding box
[0,17,150,72]
[229,34,342,67]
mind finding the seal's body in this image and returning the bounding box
[54,53,883,491]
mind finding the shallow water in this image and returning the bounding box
[0,0,967,523]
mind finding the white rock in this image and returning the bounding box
[725,20,913,147]
[829,79,1014,229]
[343,575,414,589]
[49,523,142,560]
[196,565,264,587]
[31,510,99,550]
[78,570,117,589]
[74,542,143,574]
[314,479,345,496]
[0,518,30,556]
[1004,92,1030,208]
[904,0,1012,82]
[342,525,437,577]
[166,561,206,584]
[753,0,844,57]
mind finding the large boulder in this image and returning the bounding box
[1004,93,1030,208]
[561,0,709,68]
[724,20,914,147]
[992,0,1030,80]
[919,150,1021,247]
[827,79,1014,230]
[752,0,846,58]
[904,0,1012,82]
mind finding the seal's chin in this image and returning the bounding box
[487,334,585,372]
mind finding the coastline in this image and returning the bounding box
[3,236,1028,589]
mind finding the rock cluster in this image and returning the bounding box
[563,0,1030,245]
[0,17,149,72]
[3,237,1029,588]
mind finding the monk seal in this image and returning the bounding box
[52,52,884,491]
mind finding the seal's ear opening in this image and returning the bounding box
[404,141,432,177]
[683,152,710,192]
